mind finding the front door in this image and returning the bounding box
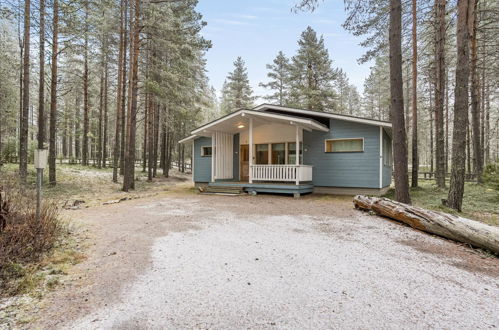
[240,144,249,181]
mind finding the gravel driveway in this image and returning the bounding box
[33,193,498,329]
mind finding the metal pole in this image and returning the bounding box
[36,168,43,220]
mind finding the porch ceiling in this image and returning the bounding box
[190,109,329,138]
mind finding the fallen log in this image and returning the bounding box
[353,195,499,255]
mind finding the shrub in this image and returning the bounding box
[483,163,499,190]
[0,178,62,296]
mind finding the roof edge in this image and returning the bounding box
[253,103,392,128]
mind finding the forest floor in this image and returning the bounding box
[384,180,499,226]
[0,163,193,208]
[17,191,499,329]
[0,165,498,329]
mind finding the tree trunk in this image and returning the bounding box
[447,0,471,212]
[484,83,490,164]
[19,0,31,183]
[142,93,148,173]
[123,0,141,192]
[353,196,499,254]
[469,0,482,183]
[62,112,68,158]
[82,1,90,166]
[97,53,104,169]
[147,98,154,182]
[429,87,434,174]
[120,4,129,177]
[38,0,45,150]
[434,0,446,188]
[466,119,471,174]
[75,95,81,162]
[153,104,160,177]
[103,60,109,168]
[411,0,419,188]
[48,0,59,185]
[445,68,449,173]
[160,123,166,170]
[113,0,126,182]
[389,0,411,203]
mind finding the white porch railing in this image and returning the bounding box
[250,165,313,183]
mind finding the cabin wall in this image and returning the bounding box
[303,119,381,188]
[193,137,212,183]
[193,134,239,183]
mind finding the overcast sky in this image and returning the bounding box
[196,0,373,102]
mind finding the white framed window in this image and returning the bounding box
[201,146,212,157]
[325,138,364,153]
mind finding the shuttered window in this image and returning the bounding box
[325,138,364,153]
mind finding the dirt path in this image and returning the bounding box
[31,192,498,329]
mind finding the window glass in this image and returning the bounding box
[201,146,212,157]
[255,144,269,164]
[271,143,286,164]
[325,139,363,152]
[287,142,303,164]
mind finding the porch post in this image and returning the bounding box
[249,117,253,183]
[211,133,215,182]
[295,125,299,185]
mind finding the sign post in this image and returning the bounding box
[34,149,48,221]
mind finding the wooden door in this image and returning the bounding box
[240,144,249,181]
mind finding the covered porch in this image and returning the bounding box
[181,109,329,186]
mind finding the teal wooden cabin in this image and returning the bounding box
[180,104,392,197]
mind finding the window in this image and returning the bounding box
[271,143,286,164]
[255,144,269,164]
[287,142,303,164]
[201,146,212,157]
[325,138,364,153]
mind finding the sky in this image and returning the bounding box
[196,0,373,101]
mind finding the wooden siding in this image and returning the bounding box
[382,129,393,187]
[194,135,239,183]
[303,119,381,188]
[193,137,212,183]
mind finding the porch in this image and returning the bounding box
[180,109,329,186]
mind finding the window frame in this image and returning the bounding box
[324,138,365,153]
[201,146,212,157]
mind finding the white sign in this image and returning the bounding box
[34,149,48,169]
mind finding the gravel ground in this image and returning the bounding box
[31,193,498,329]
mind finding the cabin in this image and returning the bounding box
[179,104,393,197]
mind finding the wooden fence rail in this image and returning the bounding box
[419,172,478,182]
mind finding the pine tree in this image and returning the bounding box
[220,57,254,114]
[289,26,337,111]
[259,51,291,106]
[389,0,411,204]
[447,0,472,211]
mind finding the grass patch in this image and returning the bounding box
[0,176,84,298]
[384,181,499,226]
[0,162,192,207]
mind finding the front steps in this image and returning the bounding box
[202,181,314,197]
[199,185,244,195]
